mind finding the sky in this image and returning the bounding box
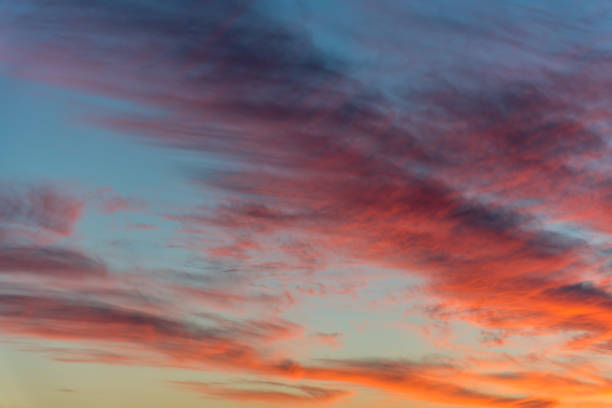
[1,1,612,407]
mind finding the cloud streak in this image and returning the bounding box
[173,380,351,405]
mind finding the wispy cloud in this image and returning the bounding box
[0,183,83,243]
[173,380,351,404]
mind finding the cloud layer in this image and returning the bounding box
[2,1,612,407]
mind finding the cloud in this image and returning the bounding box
[90,187,146,214]
[171,284,294,314]
[264,358,557,408]
[126,223,157,230]
[0,246,107,278]
[0,282,560,407]
[313,332,342,347]
[0,183,83,243]
[0,289,302,370]
[173,380,351,404]
[3,1,612,407]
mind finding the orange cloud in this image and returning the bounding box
[173,380,351,405]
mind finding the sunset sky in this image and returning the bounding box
[2,1,612,407]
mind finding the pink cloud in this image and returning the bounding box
[0,183,83,244]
